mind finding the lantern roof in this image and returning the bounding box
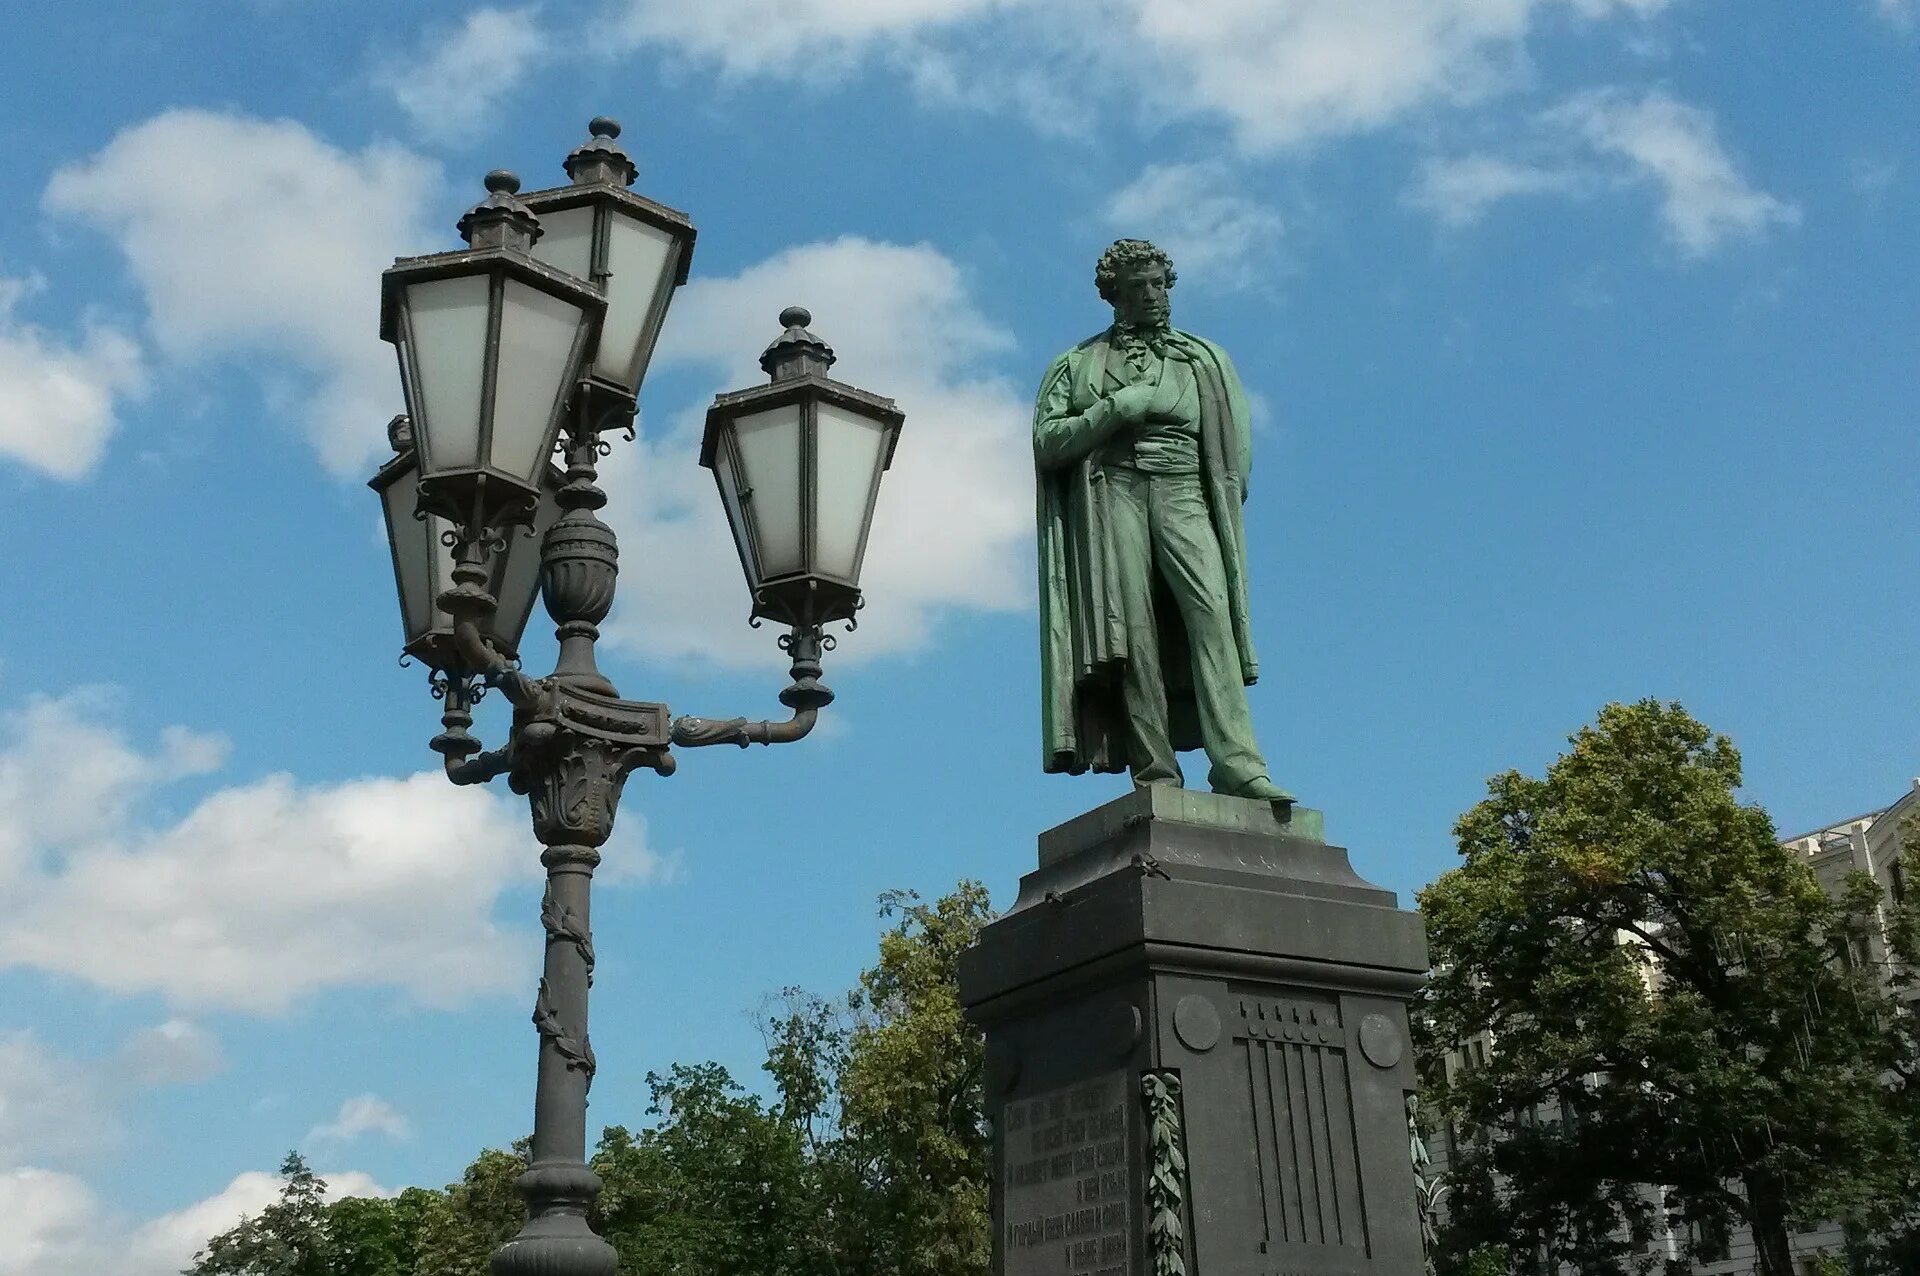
[760,306,835,380]
[456,170,542,252]
[376,244,604,347]
[698,374,903,471]
[517,182,697,288]
[563,117,638,188]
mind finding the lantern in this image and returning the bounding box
[380,170,604,533]
[371,416,564,670]
[521,119,695,399]
[700,308,903,630]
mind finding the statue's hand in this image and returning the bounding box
[1103,383,1156,428]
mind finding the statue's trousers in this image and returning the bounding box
[1104,464,1267,790]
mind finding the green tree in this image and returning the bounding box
[325,1190,437,1276]
[190,882,997,1276]
[836,883,994,1276]
[1420,701,1916,1276]
[409,1144,525,1276]
[592,1062,818,1276]
[191,1151,332,1276]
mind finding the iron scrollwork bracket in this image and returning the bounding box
[669,624,835,750]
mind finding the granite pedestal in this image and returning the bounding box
[958,788,1429,1276]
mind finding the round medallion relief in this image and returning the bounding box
[1103,1001,1144,1058]
[1173,994,1222,1052]
[1358,1013,1404,1070]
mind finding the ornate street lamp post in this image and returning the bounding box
[370,119,903,1276]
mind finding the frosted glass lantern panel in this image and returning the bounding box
[405,275,490,471]
[530,205,595,284]
[713,445,759,584]
[490,279,583,484]
[494,478,563,653]
[812,402,889,582]
[425,512,459,640]
[731,405,804,578]
[598,214,677,388]
[380,465,434,643]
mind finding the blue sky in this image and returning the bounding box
[0,0,1914,1268]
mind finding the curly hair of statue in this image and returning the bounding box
[1094,238,1179,302]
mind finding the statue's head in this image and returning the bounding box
[1095,239,1177,330]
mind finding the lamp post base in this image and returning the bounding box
[491,1161,618,1276]
[492,1232,617,1276]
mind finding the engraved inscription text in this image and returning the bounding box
[1002,1072,1132,1276]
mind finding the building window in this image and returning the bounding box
[1892,858,1906,906]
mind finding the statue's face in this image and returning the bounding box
[1111,263,1171,329]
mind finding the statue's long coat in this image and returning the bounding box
[1034,327,1258,774]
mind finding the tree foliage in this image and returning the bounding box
[190,882,995,1276]
[1420,700,1919,1276]
[191,1152,333,1276]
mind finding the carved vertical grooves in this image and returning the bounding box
[1246,1037,1273,1248]
[1239,996,1370,1261]
[1326,1048,1370,1255]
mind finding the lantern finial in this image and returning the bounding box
[565,116,639,188]
[760,307,836,381]
[457,170,542,252]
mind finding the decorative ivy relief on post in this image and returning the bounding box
[541,884,596,986]
[1408,1093,1445,1274]
[533,976,596,1087]
[1141,1071,1187,1276]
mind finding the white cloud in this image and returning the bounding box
[127,1167,391,1276]
[1406,153,1583,226]
[600,237,1032,666]
[307,1094,410,1145]
[611,0,1677,152]
[0,1023,227,1173]
[44,109,441,476]
[0,689,226,884]
[118,1020,225,1087]
[1871,0,1914,29]
[1103,163,1285,286]
[1850,155,1900,201]
[1553,88,1799,256]
[613,0,1010,78]
[0,1035,116,1169]
[1129,0,1537,151]
[0,1024,299,1276]
[0,1168,103,1276]
[0,273,144,480]
[1408,88,1796,257]
[0,1163,392,1276]
[382,8,549,140]
[0,690,668,1011]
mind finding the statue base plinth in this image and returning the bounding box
[959,788,1429,1276]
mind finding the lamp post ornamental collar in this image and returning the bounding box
[564,116,639,188]
[457,170,543,252]
[760,306,836,382]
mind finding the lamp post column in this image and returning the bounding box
[376,120,904,1276]
[492,414,635,1276]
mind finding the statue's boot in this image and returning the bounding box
[1220,774,1295,803]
